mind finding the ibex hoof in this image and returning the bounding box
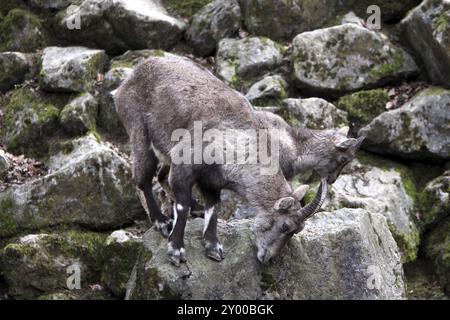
[205,242,224,262]
[155,219,173,238]
[168,246,186,267]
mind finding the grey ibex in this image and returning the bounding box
[115,56,359,265]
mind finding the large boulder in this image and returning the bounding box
[215,37,284,90]
[0,135,145,238]
[60,93,98,135]
[291,24,418,97]
[0,86,60,157]
[0,9,48,52]
[423,217,450,295]
[27,0,75,10]
[401,0,450,88]
[238,0,337,40]
[0,231,108,299]
[186,0,242,56]
[324,155,419,262]
[40,46,107,93]
[418,171,450,229]
[56,0,186,55]
[280,98,348,129]
[126,209,405,300]
[0,52,36,92]
[359,88,450,161]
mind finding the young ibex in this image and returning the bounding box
[115,56,330,265]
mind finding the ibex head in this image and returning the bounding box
[306,126,365,184]
[255,178,328,264]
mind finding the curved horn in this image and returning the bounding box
[297,177,328,222]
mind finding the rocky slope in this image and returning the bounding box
[0,0,449,300]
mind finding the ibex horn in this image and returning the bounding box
[297,177,328,222]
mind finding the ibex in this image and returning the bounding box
[115,56,335,265]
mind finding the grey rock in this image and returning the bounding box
[239,0,338,40]
[57,0,186,55]
[0,52,32,92]
[186,0,242,56]
[418,171,450,228]
[291,24,419,96]
[0,134,145,238]
[40,46,107,93]
[280,98,348,129]
[401,0,450,87]
[28,0,74,10]
[126,209,405,300]
[215,37,284,89]
[245,75,287,105]
[324,157,419,262]
[359,88,450,160]
[0,151,9,178]
[60,93,98,134]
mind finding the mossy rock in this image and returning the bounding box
[0,86,60,157]
[418,172,450,230]
[0,8,48,52]
[164,0,213,18]
[0,231,108,299]
[336,89,389,133]
[423,217,450,295]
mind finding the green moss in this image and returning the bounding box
[260,272,277,291]
[1,87,60,155]
[164,0,212,18]
[367,49,406,83]
[418,175,450,229]
[3,242,36,256]
[388,222,420,263]
[419,86,448,97]
[110,49,167,69]
[0,198,18,238]
[336,89,389,127]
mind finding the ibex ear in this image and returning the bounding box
[293,185,309,201]
[338,126,350,136]
[274,197,295,212]
[335,138,357,150]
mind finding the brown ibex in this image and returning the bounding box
[114,56,335,265]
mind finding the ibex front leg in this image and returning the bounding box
[167,165,192,266]
[201,190,224,261]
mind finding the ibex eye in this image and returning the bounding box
[281,223,290,233]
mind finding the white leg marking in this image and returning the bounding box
[203,207,214,235]
[169,203,179,237]
[176,204,184,211]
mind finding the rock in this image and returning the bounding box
[423,217,450,295]
[0,151,9,178]
[245,75,287,106]
[0,134,145,238]
[164,0,213,18]
[359,87,450,161]
[401,0,450,88]
[126,209,405,300]
[291,24,418,97]
[238,0,337,40]
[418,172,450,229]
[279,98,348,129]
[0,9,47,52]
[324,154,419,262]
[40,46,107,93]
[215,37,284,90]
[186,0,241,56]
[0,87,60,156]
[336,0,421,22]
[109,49,179,70]
[0,231,107,299]
[60,93,98,135]
[57,0,186,55]
[37,288,113,300]
[101,230,143,298]
[336,89,389,134]
[27,0,74,11]
[0,52,33,92]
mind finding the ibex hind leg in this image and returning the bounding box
[132,130,172,237]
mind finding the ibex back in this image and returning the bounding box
[115,56,326,265]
